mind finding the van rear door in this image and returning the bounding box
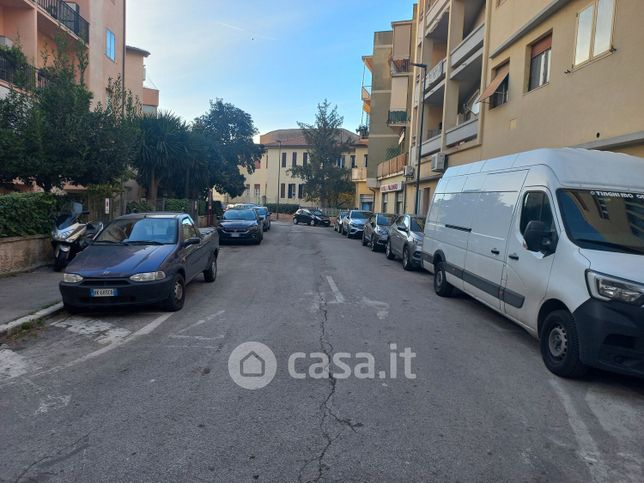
[462,171,526,309]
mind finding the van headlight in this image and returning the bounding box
[130,271,166,282]
[63,273,83,283]
[586,271,644,305]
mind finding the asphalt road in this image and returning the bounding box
[1,221,643,482]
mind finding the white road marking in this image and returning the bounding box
[53,317,132,345]
[0,349,31,381]
[177,310,225,334]
[550,379,609,482]
[169,335,223,341]
[35,394,71,415]
[326,276,345,304]
[361,297,389,320]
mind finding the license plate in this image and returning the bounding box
[90,288,118,297]
[231,233,241,238]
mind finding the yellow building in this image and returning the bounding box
[371,0,644,218]
[125,45,159,115]
[216,129,369,210]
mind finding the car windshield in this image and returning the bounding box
[339,211,348,217]
[410,217,425,232]
[255,207,268,216]
[376,214,394,226]
[96,218,178,244]
[351,211,371,219]
[557,189,644,255]
[223,209,257,221]
[311,210,323,216]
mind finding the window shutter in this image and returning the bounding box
[531,34,552,58]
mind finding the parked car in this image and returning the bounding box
[362,213,395,251]
[342,210,372,238]
[293,208,331,226]
[227,203,257,211]
[59,213,219,313]
[218,208,263,244]
[422,148,644,379]
[253,206,271,231]
[385,214,425,270]
[334,210,349,233]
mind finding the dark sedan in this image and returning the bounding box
[293,208,331,226]
[218,209,264,244]
[362,213,395,251]
[59,213,219,312]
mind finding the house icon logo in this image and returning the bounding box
[228,342,277,390]
[240,351,265,377]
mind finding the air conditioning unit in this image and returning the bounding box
[403,165,415,178]
[0,36,14,49]
[431,153,447,172]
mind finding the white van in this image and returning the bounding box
[422,148,644,378]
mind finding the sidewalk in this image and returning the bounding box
[0,267,62,326]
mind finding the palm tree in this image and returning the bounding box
[135,111,189,207]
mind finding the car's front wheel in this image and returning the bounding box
[540,310,588,378]
[203,256,217,283]
[402,246,415,271]
[162,273,186,311]
[309,219,315,226]
[293,218,298,224]
[362,232,368,246]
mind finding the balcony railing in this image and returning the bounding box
[35,0,90,43]
[451,22,485,70]
[445,118,478,147]
[351,167,368,182]
[361,85,371,102]
[377,153,408,179]
[390,57,411,75]
[387,110,408,126]
[0,50,38,89]
[421,131,442,157]
[425,58,446,90]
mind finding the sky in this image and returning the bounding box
[126,0,414,136]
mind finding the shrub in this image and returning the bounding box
[126,200,153,213]
[265,203,300,215]
[0,192,62,237]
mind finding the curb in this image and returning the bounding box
[0,302,64,337]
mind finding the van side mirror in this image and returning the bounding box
[524,221,546,252]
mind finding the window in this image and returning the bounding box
[350,155,356,168]
[529,34,552,91]
[303,152,309,166]
[298,184,304,199]
[337,155,346,168]
[280,183,286,199]
[244,184,250,196]
[287,183,296,199]
[182,218,199,241]
[254,184,260,198]
[364,154,368,167]
[574,0,615,66]
[480,62,509,108]
[382,193,388,213]
[281,152,287,168]
[255,159,261,169]
[106,30,116,61]
[292,152,297,167]
[395,191,404,214]
[520,191,554,235]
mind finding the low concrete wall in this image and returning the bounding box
[0,235,52,275]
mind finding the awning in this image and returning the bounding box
[531,35,552,58]
[480,64,509,101]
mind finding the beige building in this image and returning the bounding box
[125,45,159,114]
[215,129,368,209]
[370,0,644,217]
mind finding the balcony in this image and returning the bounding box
[387,110,408,126]
[377,153,408,179]
[451,22,485,70]
[35,0,90,43]
[425,58,446,90]
[0,50,49,90]
[421,131,442,157]
[390,57,411,76]
[351,167,368,182]
[361,85,371,103]
[445,118,478,147]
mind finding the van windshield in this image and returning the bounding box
[557,190,644,255]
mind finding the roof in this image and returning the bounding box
[118,212,185,219]
[443,148,644,191]
[260,128,359,147]
[126,45,151,57]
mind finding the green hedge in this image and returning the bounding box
[265,203,300,215]
[0,192,61,238]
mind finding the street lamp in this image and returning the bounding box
[411,62,427,216]
[275,139,282,220]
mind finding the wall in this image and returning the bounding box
[124,49,145,103]
[0,235,51,275]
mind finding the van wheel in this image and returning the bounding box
[434,261,453,297]
[540,310,588,378]
[162,274,185,312]
[402,246,414,271]
[385,241,396,260]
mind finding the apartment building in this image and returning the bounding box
[215,129,368,209]
[0,0,127,105]
[371,0,644,217]
[125,45,159,115]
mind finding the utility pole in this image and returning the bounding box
[411,62,427,215]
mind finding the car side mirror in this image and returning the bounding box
[524,221,546,252]
[184,237,201,247]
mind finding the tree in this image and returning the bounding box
[290,100,354,208]
[193,99,264,197]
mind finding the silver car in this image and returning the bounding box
[342,210,372,238]
[334,210,348,233]
[385,214,425,270]
[362,213,395,251]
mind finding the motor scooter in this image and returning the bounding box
[51,202,103,271]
